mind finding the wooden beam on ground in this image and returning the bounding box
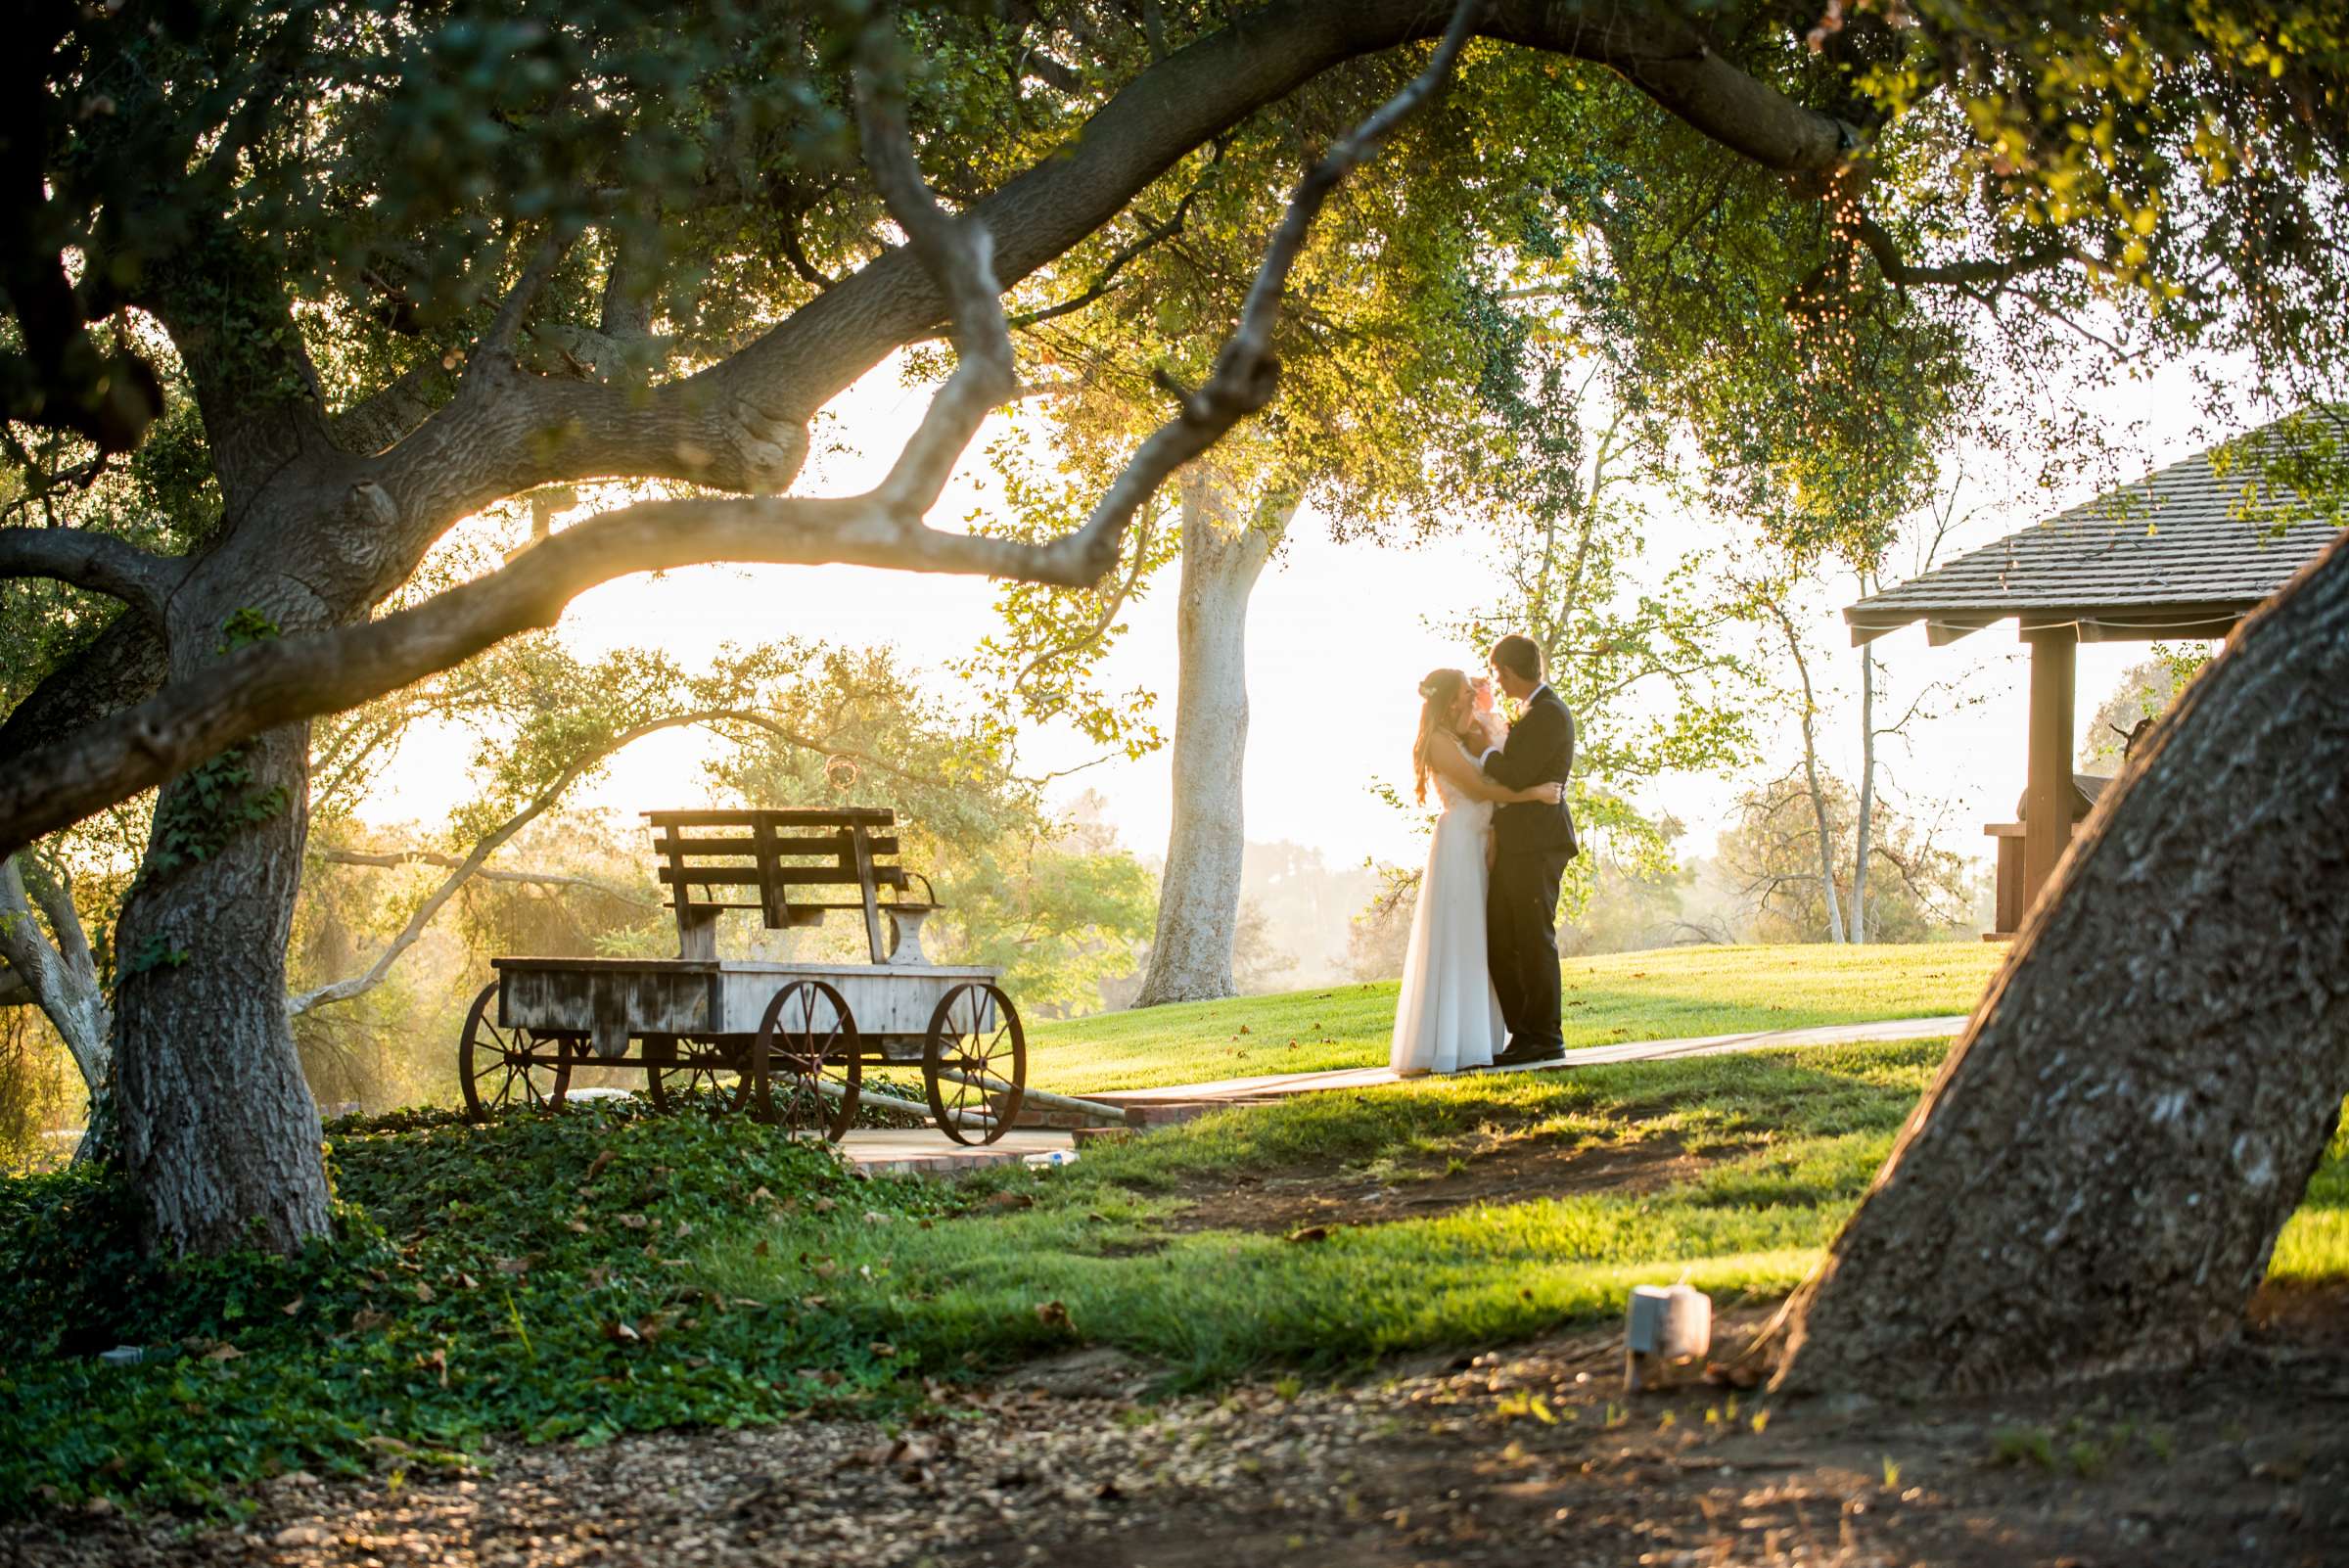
[2021,626,2078,914]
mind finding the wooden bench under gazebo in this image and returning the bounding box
[1843,413,2343,938]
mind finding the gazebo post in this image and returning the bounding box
[2021,626,2078,912]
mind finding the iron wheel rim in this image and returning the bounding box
[923,983,1024,1146]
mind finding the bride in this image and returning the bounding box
[1390,669,1563,1077]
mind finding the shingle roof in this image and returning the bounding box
[1844,412,2345,645]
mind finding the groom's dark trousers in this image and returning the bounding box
[1484,688,1579,1050]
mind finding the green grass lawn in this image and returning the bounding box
[1031,942,2005,1094]
[5,1034,2341,1514]
[702,1039,2349,1387]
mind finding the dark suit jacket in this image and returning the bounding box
[1483,685,1579,859]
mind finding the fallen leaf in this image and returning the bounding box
[203,1343,244,1361]
[412,1280,436,1304]
[349,1310,391,1333]
[280,1296,305,1317]
[457,1273,481,1291]
[1286,1224,1334,1245]
[272,1525,326,1546]
[1237,1024,1251,1035]
[1035,1300,1073,1331]
[811,1195,838,1214]
[584,1147,615,1182]
[617,1213,649,1230]
[495,1256,532,1276]
[567,1219,591,1234]
[987,1190,1035,1211]
[605,1320,642,1344]
[753,1237,770,1258]
[870,1340,898,1358]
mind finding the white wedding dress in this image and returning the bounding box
[1389,762,1507,1076]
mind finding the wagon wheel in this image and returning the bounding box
[738,981,861,1140]
[458,981,575,1121]
[923,983,1025,1146]
[643,1035,741,1113]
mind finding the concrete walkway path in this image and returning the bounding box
[1088,1013,1970,1105]
[840,1013,1969,1175]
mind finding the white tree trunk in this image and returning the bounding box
[1852,643,1874,945]
[0,853,111,1158]
[1772,603,1846,943]
[1134,469,1287,1007]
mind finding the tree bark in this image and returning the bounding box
[110,720,330,1255]
[1134,469,1286,1006]
[1773,534,2349,1395]
[0,853,111,1159]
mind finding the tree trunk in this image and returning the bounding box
[1773,603,1846,943]
[1133,470,1285,1007]
[110,720,330,1255]
[1773,535,2349,1396]
[1852,642,1874,945]
[0,854,111,1092]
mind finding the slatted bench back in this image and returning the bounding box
[644,807,904,960]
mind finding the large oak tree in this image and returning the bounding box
[3,0,2346,1401]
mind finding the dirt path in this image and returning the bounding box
[1154,1130,1721,1238]
[12,1299,2344,1568]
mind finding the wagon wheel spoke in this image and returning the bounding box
[750,982,860,1141]
[650,1038,738,1114]
[460,982,572,1120]
[925,984,1024,1147]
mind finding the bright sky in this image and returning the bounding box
[359,349,2245,880]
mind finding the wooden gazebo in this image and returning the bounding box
[1843,415,2343,937]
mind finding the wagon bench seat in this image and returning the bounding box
[644,807,933,964]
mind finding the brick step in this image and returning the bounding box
[1009,1106,1122,1130]
[1116,1097,1285,1130]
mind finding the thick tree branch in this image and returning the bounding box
[0,526,186,623]
[310,848,655,905]
[853,29,1021,519]
[331,360,453,457]
[0,853,110,1099]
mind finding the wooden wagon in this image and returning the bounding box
[454,807,1026,1143]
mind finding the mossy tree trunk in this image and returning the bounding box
[1773,534,2349,1394]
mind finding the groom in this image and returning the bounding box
[1478,634,1578,1068]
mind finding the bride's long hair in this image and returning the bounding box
[1411,669,1469,805]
